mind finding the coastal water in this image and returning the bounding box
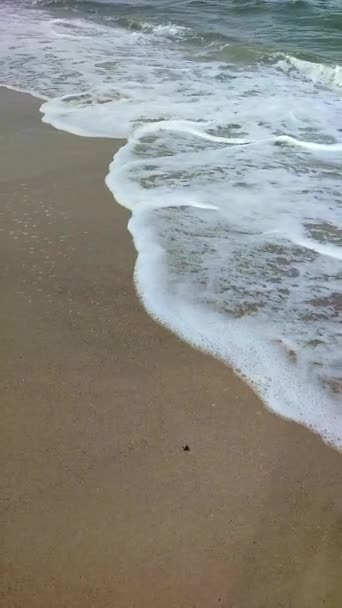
[1,0,341,447]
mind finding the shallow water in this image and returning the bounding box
[1,0,341,447]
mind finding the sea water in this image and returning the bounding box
[1,0,341,448]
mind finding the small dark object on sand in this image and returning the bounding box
[183,445,190,452]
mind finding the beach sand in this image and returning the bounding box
[1,88,341,608]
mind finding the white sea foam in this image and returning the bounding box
[292,236,342,261]
[1,2,341,448]
[104,123,342,450]
[136,21,190,38]
[128,207,342,449]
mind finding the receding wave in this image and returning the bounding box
[102,120,342,450]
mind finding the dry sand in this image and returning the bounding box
[1,88,341,608]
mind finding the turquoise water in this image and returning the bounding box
[1,0,341,447]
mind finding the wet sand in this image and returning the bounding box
[1,88,341,608]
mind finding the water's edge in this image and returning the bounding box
[5,85,335,452]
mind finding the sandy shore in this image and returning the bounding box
[1,88,341,608]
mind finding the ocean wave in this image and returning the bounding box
[30,0,155,7]
[115,18,191,39]
[31,0,70,5]
[276,54,342,89]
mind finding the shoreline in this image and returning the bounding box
[1,87,342,607]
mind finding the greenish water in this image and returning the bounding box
[30,0,342,60]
